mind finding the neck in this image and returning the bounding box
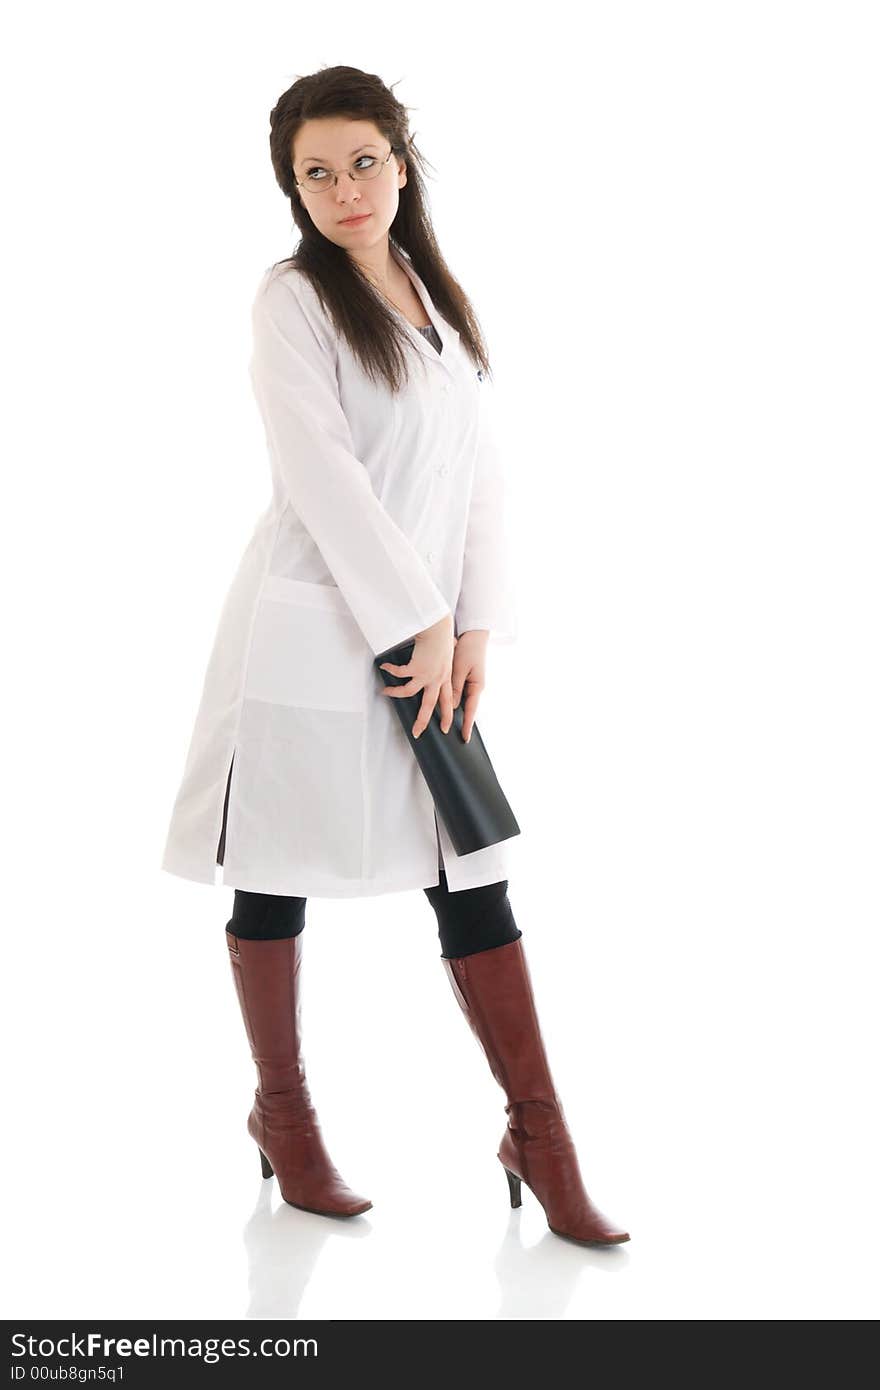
[348,238,399,293]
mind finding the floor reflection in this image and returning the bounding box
[241,1180,373,1320]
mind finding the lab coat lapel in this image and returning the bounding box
[390,245,461,377]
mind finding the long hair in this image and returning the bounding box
[267,64,492,393]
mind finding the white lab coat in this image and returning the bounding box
[160,243,518,897]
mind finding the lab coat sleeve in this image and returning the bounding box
[454,373,518,644]
[248,269,453,658]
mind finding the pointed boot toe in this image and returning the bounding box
[500,1103,630,1246]
[250,1100,372,1216]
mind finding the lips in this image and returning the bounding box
[339,213,370,224]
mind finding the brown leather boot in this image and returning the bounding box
[442,938,629,1245]
[226,930,371,1217]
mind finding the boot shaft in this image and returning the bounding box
[442,939,559,1107]
[227,930,306,1095]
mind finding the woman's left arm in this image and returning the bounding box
[452,373,518,739]
[453,372,518,646]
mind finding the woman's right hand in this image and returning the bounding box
[378,613,456,738]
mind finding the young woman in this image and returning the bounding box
[161,64,629,1247]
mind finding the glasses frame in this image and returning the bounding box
[295,146,395,195]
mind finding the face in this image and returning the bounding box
[292,116,407,250]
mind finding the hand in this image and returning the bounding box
[378,613,455,739]
[450,629,489,743]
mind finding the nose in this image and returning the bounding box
[334,172,361,207]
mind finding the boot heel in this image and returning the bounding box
[258,1148,274,1179]
[503,1166,522,1208]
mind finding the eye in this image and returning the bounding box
[305,167,329,181]
[354,155,377,169]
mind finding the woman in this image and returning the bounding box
[161,64,629,1247]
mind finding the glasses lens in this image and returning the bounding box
[351,155,384,181]
[351,158,383,180]
[302,153,386,193]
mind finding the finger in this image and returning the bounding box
[450,669,467,710]
[438,680,454,734]
[379,662,409,673]
[461,686,481,743]
[412,684,440,739]
[382,679,425,698]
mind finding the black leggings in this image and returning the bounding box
[226,869,522,959]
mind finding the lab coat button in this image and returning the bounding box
[436,463,448,477]
[426,550,435,564]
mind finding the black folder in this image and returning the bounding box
[373,637,521,857]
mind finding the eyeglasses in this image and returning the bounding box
[296,147,394,195]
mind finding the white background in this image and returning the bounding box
[3,0,878,1320]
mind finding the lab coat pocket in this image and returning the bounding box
[244,575,370,712]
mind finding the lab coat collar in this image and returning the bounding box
[390,243,461,375]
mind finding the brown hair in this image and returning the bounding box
[267,64,492,393]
